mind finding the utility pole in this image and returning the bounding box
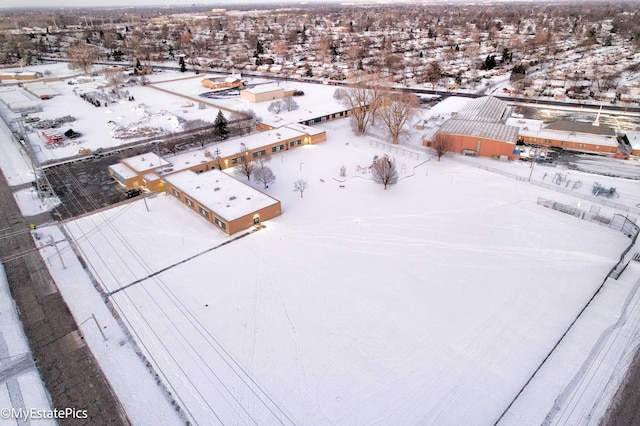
[15,117,43,199]
[48,236,67,269]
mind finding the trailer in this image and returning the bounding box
[592,182,618,198]
[41,129,64,145]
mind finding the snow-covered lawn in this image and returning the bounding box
[55,130,635,425]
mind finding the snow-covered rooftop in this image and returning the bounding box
[455,96,512,123]
[545,120,617,137]
[284,122,326,136]
[242,84,284,95]
[427,96,474,116]
[623,131,640,150]
[439,119,519,144]
[109,163,138,180]
[505,117,545,132]
[24,83,59,99]
[518,126,619,147]
[122,152,171,173]
[164,169,279,222]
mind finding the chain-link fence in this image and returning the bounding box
[538,197,639,239]
[453,156,640,216]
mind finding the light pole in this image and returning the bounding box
[528,148,540,182]
[15,117,43,199]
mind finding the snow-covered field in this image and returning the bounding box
[46,128,638,425]
[2,64,640,425]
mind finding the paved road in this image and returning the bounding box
[0,169,129,426]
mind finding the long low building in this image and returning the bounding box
[424,96,625,159]
[109,121,325,234]
[435,118,520,159]
[508,119,620,155]
[425,96,520,159]
[109,122,325,191]
[164,169,281,235]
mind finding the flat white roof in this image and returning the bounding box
[243,84,284,95]
[622,131,640,150]
[122,152,171,173]
[25,83,59,98]
[109,163,138,180]
[234,126,307,151]
[259,116,326,136]
[164,169,279,222]
[518,128,618,147]
[158,126,309,175]
[0,88,33,105]
[275,100,348,124]
[284,122,326,136]
[143,173,161,181]
[505,117,544,132]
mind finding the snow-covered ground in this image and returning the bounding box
[0,64,345,165]
[0,264,55,426]
[0,116,36,186]
[27,125,637,425]
[13,188,60,216]
[2,64,640,425]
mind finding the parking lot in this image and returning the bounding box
[44,149,149,220]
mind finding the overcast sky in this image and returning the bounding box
[4,0,376,9]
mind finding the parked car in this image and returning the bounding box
[125,188,142,199]
[613,152,629,159]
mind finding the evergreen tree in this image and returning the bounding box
[483,54,497,70]
[214,110,228,140]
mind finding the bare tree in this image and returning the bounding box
[255,166,276,189]
[431,133,453,161]
[66,42,99,75]
[236,109,262,130]
[268,100,283,114]
[234,146,256,180]
[333,75,383,134]
[376,89,419,144]
[281,97,299,111]
[273,40,289,60]
[106,71,125,98]
[293,179,308,198]
[371,157,399,190]
[424,62,442,88]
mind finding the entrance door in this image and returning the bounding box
[253,215,260,225]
